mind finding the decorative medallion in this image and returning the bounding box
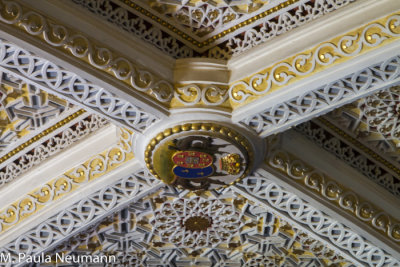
[145,122,253,190]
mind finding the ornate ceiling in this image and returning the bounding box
[0,0,399,266]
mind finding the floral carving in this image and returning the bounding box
[151,197,242,248]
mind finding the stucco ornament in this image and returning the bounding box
[145,122,253,190]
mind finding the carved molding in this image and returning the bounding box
[0,168,397,265]
[0,0,174,104]
[0,128,134,235]
[241,55,400,136]
[173,83,230,107]
[264,139,400,244]
[72,0,356,59]
[230,12,400,105]
[295,118,400,198]
[0,39,158,132]
[0,169,162,266]
[234,172,400,266]
[0,114,108,188]
[1,0,397,114]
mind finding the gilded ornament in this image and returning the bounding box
[145,123,253,190]
[267,147,400,243]
[0,128,134,234]
[229,12,400,106]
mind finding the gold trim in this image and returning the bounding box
[123,0,299,48]
[230,12,400,107]
[4,0,399,112]
[266,146,400,242]
[317,117,400,176]
[0,0,172,107]
[144,122,253,189]
[0,109,86,165]
[0,128,134,234]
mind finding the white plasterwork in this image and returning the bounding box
[238,46,400,137]
[228,0,399,81]
[20,0,175,81]
[295,119,400,198]
[0,114,109,188]
[280,130,400,219]
[233,171,400,266]
[277,131,400,253]
[0,166,162,267]
[0,124,117,214]
[0,38,160,132]
[2,167,398,266]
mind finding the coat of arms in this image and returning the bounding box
[145,123,252,191]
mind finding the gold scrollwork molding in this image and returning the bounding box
[0,109,85,165]
[123,0,300,48]
[173,84,230,108]
[266,148,400,243]
[0,0,174,104]
[229,13,400,106]
[2,0,400,113]
[0,128,134,234]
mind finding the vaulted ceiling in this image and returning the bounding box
[0,0,399,266]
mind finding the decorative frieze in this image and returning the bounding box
[0,169,161,267]
[230,12,400,105]
[0,114,108,188]
[72,0,356,59]
[241,55,400,136]
[234,172,400,266]
[0,128,134,235]
[295,119,400,198]
[263,140,400,243]
[0,0,174,104]
[0,39,158,132]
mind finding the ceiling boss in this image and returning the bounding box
[144,122,253,190]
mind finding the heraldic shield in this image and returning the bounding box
[145,123,253,191]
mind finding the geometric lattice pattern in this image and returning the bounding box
[1,168,398,266]
[0,72,70,152]
[147,0,274,37]
[45,186,353,267]
[295,119,400,197]
[326,86,400,163]
[0,114,108,188]
[72,0,355,59]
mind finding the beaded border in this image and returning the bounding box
[144,122,254,189]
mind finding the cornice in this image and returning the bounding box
[229,11,400,106]
[227,0,396,81]
[0,114,108,188]
[295,118,400,198]
[3,0,399,116]
[234,172,400,266]
[239,51,400,136]
[0,168,162,262]
[0,38,159,132]
[0,127,134,235]
[0,0,175,109]
[70,0,357,59]
[265,147,400,245]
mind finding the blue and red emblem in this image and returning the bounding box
[172,151,214,179]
